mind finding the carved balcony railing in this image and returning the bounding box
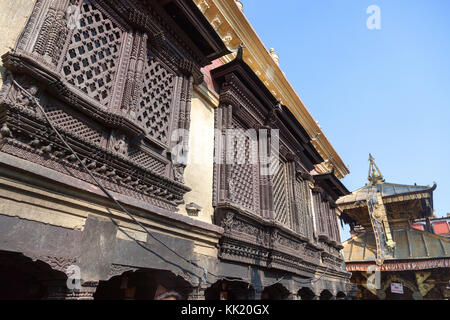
[0,0,228,213]
[211,50,345,276]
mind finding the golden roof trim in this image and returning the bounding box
[338,191,432,210]
[195,0,349,178]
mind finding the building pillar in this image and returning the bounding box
[188,285,207,300]
[312,290,321,300]
[44,280,98,300]
[44,280,69,300]
[286,292,299,300]
[66,281,99,300]
[251,287,264,300]
[412,291,423,300]
[376,289,386,300]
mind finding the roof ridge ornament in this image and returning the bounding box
[235,0,244,12]
[368,153,384,185]
[269,48,280,66]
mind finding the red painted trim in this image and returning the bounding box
[346,259,450,271]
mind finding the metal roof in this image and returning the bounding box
[343,226,450,263]
[337,182,434,205]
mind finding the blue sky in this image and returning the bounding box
[243,0,450,240]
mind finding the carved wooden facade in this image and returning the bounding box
[0,0,227,213]
[311,183,345,268]
[211,53,347,276]
[0,0,351,299]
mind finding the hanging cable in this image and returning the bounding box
[11,79,216,281]
[10,78,338,290]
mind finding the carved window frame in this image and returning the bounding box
[0,0,214,213]
[213,72,318,240]
[293,172,315,240]
[210,58,350,274]
[215,100,261,215]
[311,186,342,247]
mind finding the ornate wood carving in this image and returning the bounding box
[272,160,290,226]
[108,264,139,280]
[27,253,78,276]
[216,208,322,276]
[0,0,225,213]
[61,0,124,106]
[211,53,345,276]
[312,183,344,253]
[294,174,314,239]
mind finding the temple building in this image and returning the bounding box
[413,215,450,239]
[337,155,450,300]
[0,0,351,300]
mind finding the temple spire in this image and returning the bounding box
[368,154,384,185]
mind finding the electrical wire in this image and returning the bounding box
[12,78,263,286]
[11,78,338,291]
[12,79,214,282]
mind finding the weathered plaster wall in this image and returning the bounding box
[0,0,222,258]
[177,86,218,225]
[0,170,220,254]
[0,0,35,85]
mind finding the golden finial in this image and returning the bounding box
[368,154,384,185]
[235,0,243,12]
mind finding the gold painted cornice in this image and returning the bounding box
[195,0,349,178]
[339,191,432,211]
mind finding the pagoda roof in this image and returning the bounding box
[337,182,436,206]
[342,226,450,271]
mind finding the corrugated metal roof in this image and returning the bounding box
[343,227,450,263]
[337,182,432,205]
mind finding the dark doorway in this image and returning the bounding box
[94,269,192,300]
[320,290,333,300]
[205,280,253,300]
[298,287,316,300]
[0,251,67,300]
[336,292,346,300]
[261,283,289,300]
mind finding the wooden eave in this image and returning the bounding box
[211,56,276,107]
[211,56,324,167]
[158,0,230,61]
[339,189,434,211]
[313,172,351,201]
[193,0,349,178]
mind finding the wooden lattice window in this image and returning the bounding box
[272,160,291,228]
[313,193,326,236]
[136,49,175,146]
[228,121,258,212]
[61,1,123,106]
[325,201,334,239]
[294,177,313,239]
[43,103,104,145]
[329,207,340,243]
[1,0,221,212]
